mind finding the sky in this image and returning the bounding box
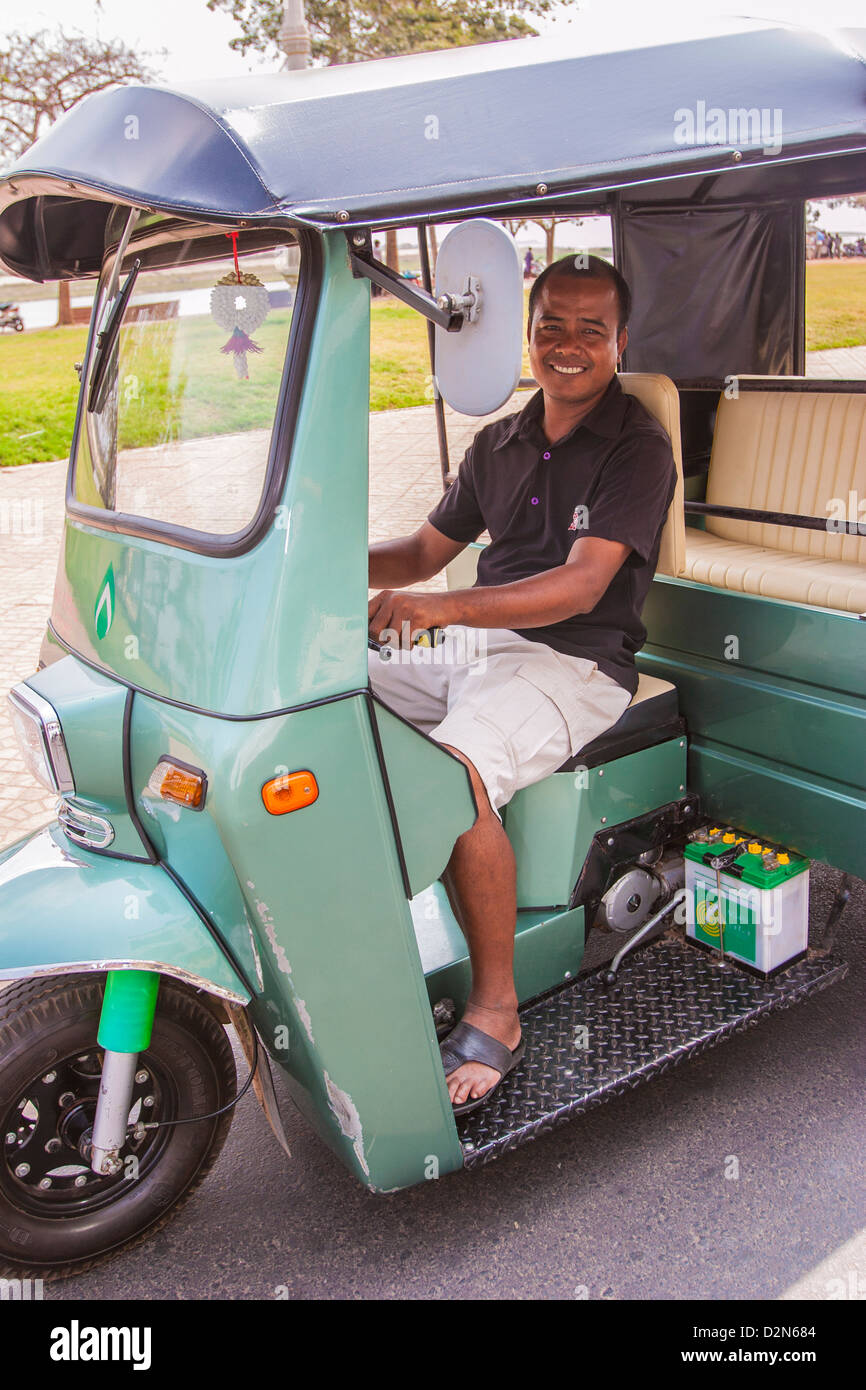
[2,0,865,85]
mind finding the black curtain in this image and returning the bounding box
[615,202,805,381]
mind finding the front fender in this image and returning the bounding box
[0,823,250,1004]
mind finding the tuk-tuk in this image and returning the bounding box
[0,15,863,1278]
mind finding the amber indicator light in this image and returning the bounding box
[148,758,206,810]
[262,770,319,815]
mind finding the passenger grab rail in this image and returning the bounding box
[684,500,862,535]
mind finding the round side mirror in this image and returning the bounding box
[434,220,523,416]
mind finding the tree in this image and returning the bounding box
[0,29,159,323]
[207,0,554,64]
[530,216,573,267]
[807,194,866,224]
[504,216,583,271]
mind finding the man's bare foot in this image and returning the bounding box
[445,999,521,1108]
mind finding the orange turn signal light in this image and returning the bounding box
[147,758,206,810]
[262,770,319,816]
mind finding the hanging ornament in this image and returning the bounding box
[210,232,270,379]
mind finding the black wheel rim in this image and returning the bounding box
[1,1046,177,1218]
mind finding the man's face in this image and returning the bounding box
[528,275,628,410]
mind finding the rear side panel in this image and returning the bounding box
[640,576,866,875]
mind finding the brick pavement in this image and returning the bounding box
[1,347,864,851]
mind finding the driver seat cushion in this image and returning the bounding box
[556,673,681,772]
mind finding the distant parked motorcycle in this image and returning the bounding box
[0,301,24,332]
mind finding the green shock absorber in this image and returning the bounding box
[91,970,160,1175]
[97,969,160,1052]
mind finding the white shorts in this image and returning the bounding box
[368,625,631,822]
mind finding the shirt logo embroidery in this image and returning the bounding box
[568,504,589,532]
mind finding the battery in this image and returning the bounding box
[684,825,810,976]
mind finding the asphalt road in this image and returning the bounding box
[44,862,864,1303]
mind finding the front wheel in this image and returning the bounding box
[0,972,236,1279]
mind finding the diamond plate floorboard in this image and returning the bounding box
[457,932,848,1166]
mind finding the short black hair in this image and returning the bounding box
[528,253,632,335]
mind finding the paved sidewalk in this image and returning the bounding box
[802,345,866,377]
[0,457,69,848]
[1,347,864,851]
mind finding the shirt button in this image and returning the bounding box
[543,451,551,460]
[531,496,539,505]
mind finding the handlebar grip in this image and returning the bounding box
[368,628,447,651]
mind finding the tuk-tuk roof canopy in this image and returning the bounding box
[1,13,865,280]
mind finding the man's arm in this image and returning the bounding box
[369,521,468,591]
[448,536,631,626]
[368,535,630,639]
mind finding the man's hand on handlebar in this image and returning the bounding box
[368,588,454,649]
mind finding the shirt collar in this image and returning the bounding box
[494,374,627,450]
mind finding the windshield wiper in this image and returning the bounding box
[87,258,141,414]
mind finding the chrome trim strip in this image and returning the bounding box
[0,960,249,1006]
[57,799,116,849]
[8,683,75,793]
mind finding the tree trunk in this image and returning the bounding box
[57,280,73,326]
[546,222,556,267]
[385,229,400,275]
[428,224,438,272]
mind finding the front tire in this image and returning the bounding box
[0,972,236,1279]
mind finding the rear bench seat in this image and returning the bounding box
[683,381,866,613]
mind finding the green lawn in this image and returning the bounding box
[805,260,866,350]
[1,265,863,467]
[115,311,294,450]
[0,323,89,467]
[369,298,430,410]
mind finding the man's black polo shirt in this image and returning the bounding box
[426,375,676,696]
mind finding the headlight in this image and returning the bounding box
[7,684,75,794]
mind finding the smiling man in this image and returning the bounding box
[368,254,676,1115]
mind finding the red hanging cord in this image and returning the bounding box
[225,231,241,283]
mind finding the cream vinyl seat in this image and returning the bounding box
[683,384,866,613]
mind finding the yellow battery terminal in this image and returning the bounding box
[777,853,790,865]
[709,826,722,835]
[747,842,764,854]
[722,832,736,843]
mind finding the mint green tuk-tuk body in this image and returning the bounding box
[0,16,862,1276]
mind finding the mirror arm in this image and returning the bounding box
[346,231,463,332]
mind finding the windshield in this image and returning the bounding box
[73,228,299,537]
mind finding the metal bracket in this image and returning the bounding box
[569,796,700,922]
[439,273,482,323]
[814,873,852,957]
[346,229,464,332]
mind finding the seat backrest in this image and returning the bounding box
[617,373,686,578]
[705,384,866,563]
